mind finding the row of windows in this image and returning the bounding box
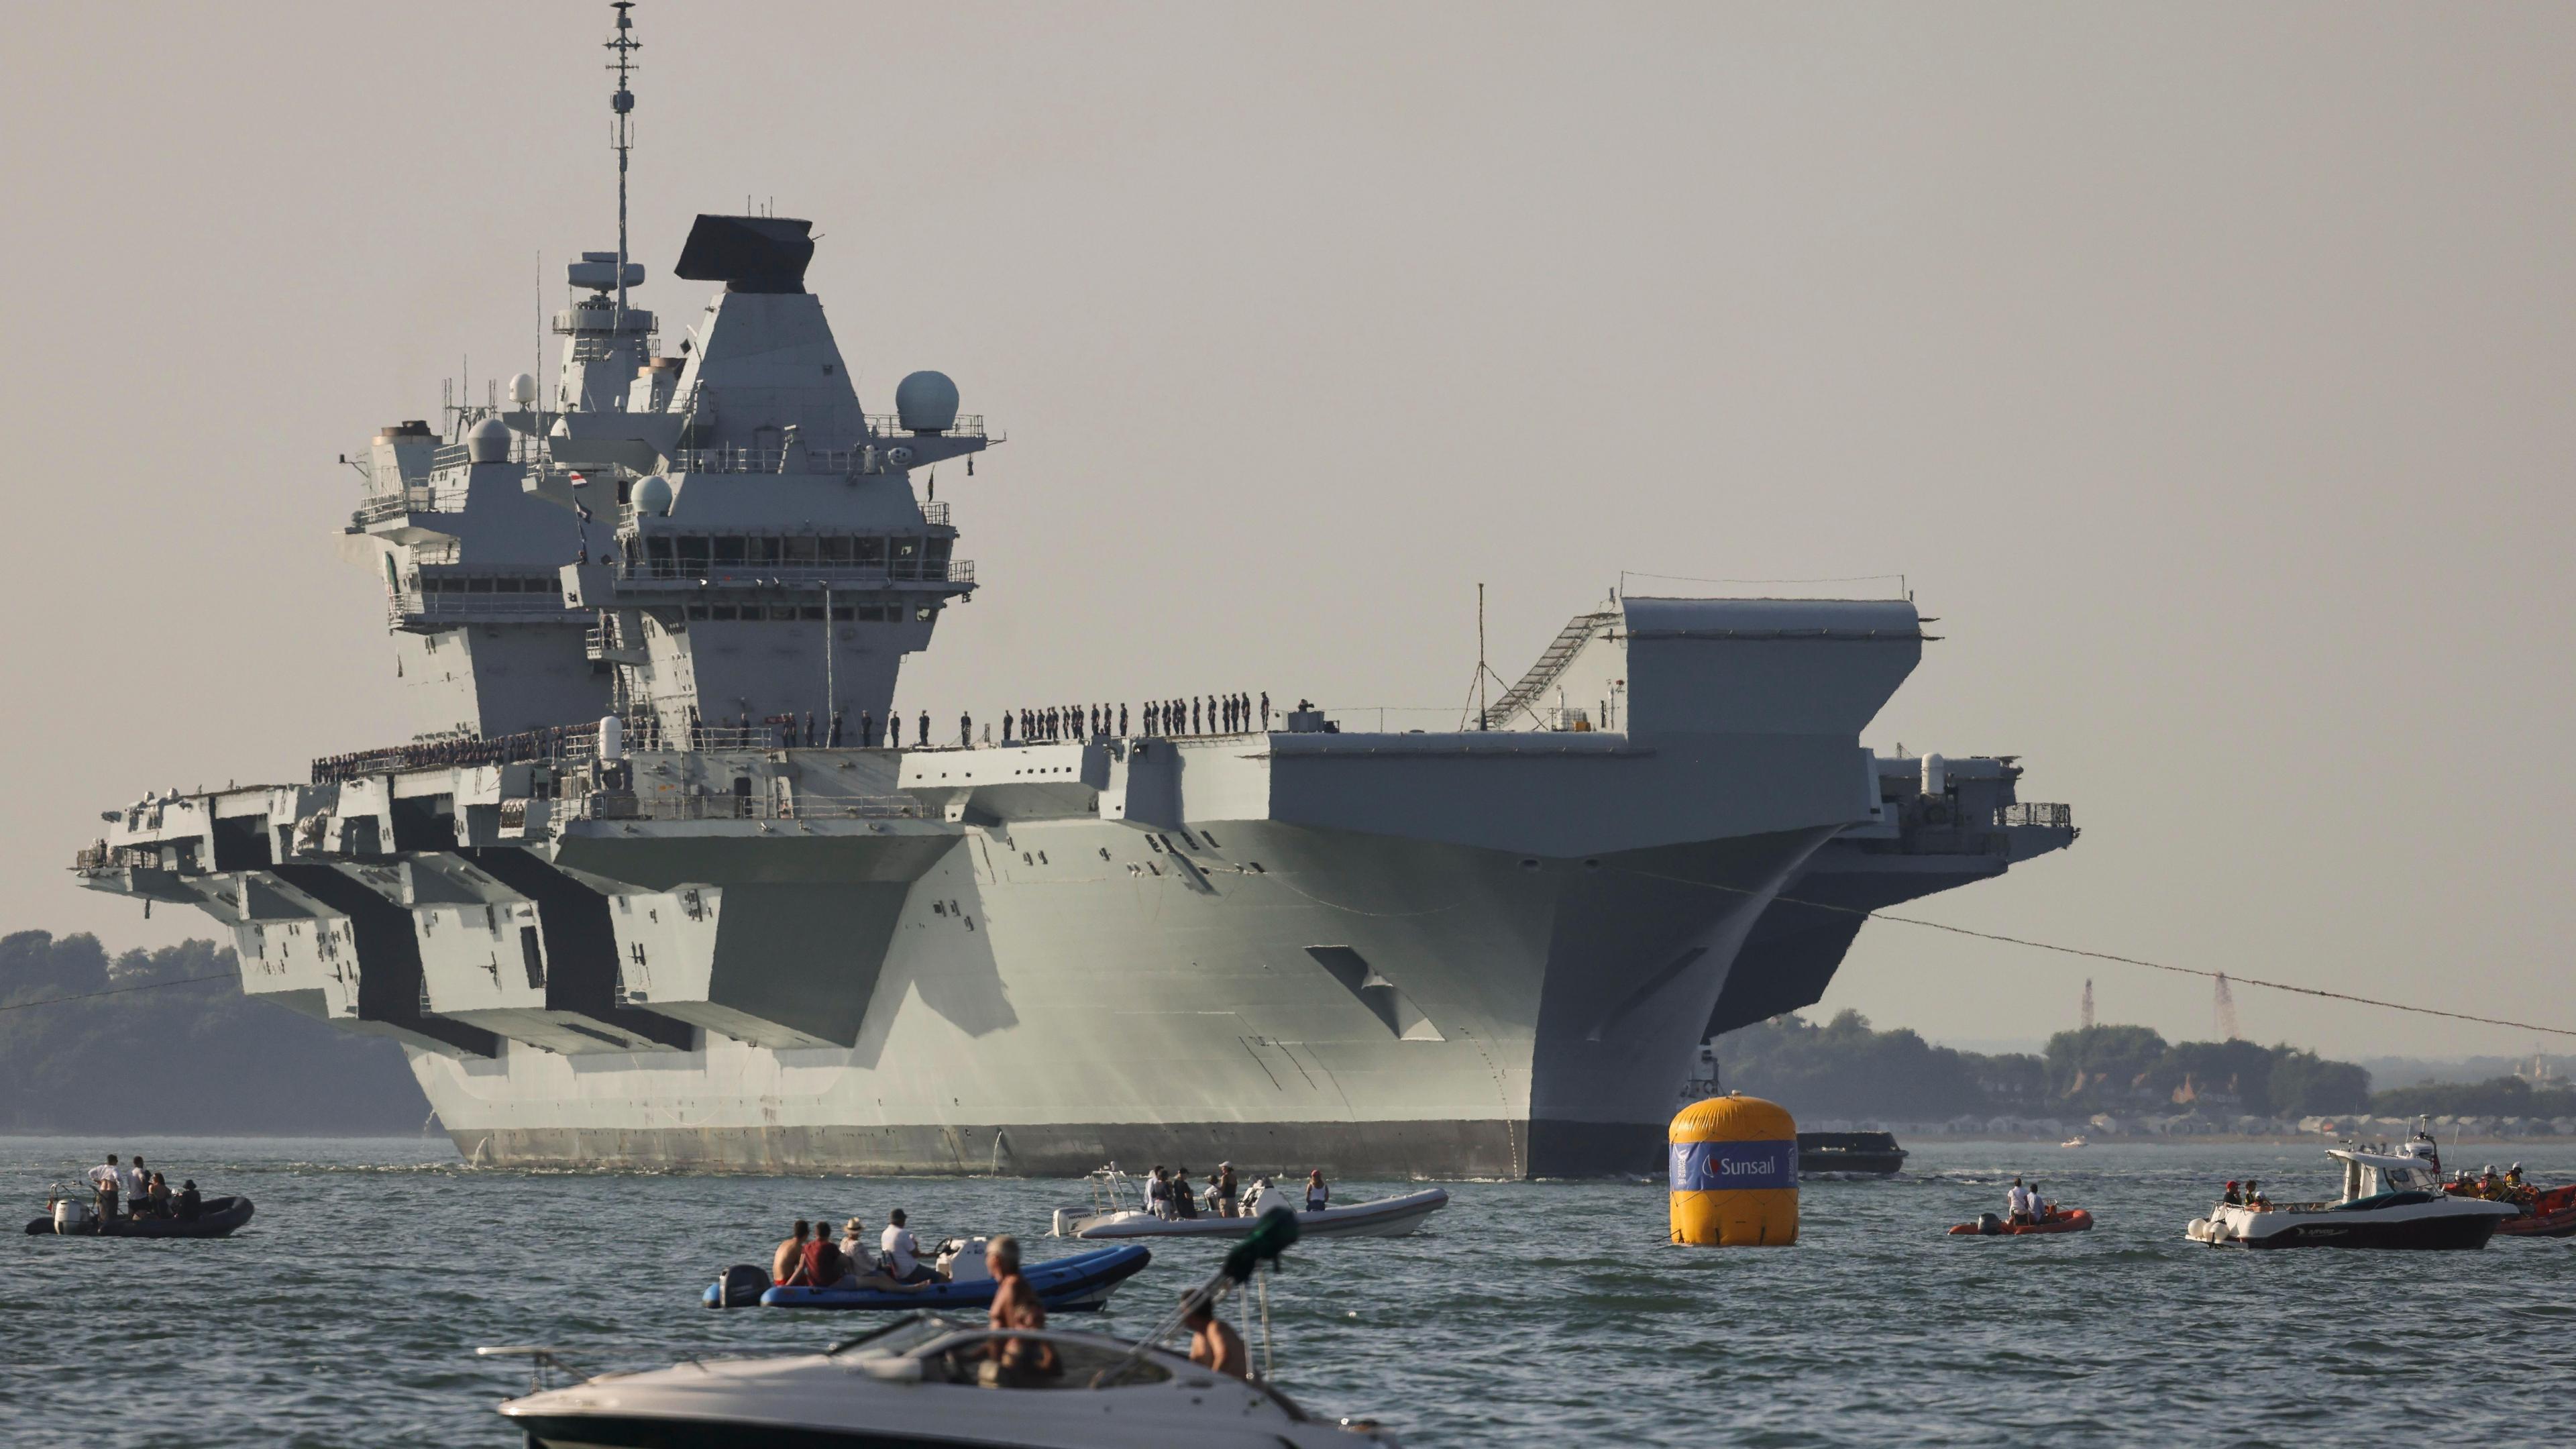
[637,534,953,567]
[418,576,564,594]
[679,604,934,623]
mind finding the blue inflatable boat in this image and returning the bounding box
[704,1242,1150,1311]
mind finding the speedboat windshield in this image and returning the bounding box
[826,1314,967,1358]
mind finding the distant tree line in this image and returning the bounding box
[1716,1011,2373,1120]
[2368,1075,2576,1119]
[0,931,429,1135]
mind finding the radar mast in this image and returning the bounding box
[606,1,641,334]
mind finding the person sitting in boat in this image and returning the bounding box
[983,1235,1056,1386]
[175,1181,201,1223]
[1169,1169,1199,1220]
[837,1218,874,1276]
[2245,1180,2268,1210]
[782,1218,847,1288]
[143,1173,172,1219]
[882,1210,938,1284]
[1242,1176,1271,1215]
[2505,1163,2526,1191]
[1305,1169,1330,1212]
[2222,1180,2242,1206]
[2006,1177,2031,1226]
[773,1220,812,1285]
[1181,1289,1249,1381]
[2027,1182,2049,1223]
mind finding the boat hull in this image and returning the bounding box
[2188,1203,2510,1250]
[1059,1189,1450,1240]
[421,817,1830,1179]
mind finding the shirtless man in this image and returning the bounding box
[984,1235,1053,1385]
[1182,1292,1249,1380]
[772,1219,810,1285]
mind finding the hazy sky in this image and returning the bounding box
[3,3,2568,1059]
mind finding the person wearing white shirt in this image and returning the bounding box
[85,1155,121,1219]
[122,1156,150,1208]
[881,1209,934,1284]
[2006,1179,2031,1224]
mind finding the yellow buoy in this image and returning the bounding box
[1669,1093,1799,1246]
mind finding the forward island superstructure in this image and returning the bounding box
[70,6,2073,1176]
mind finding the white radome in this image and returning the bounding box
[895,370,960,433]
[466,417,513,464]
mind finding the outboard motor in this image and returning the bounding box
[713,1264,771,1307]
[1976,1212,2005,1236]
[54,1196,95,1236]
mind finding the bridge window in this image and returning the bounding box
[713,536,747,565]
[829,606,852,621]
[686,605,709,621]
[710,605,738,621]
[749,536,780,565]
[819,536,851,564]
[466,577,494,592]
[678,536,710,570]
[784,536,818,566]
[854,537,886,568]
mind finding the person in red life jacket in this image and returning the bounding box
[782,1216,847,1288]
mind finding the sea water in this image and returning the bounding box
[3,1136,2570,1446]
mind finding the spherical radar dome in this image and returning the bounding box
[894,370,959,434]
[465,417,513,464]
[633,474,676,517]
[508,372,540,407]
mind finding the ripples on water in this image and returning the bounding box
[3,1137,2570,1446]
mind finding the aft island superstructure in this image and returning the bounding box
[72,5,2074,1176]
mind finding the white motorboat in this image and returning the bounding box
[490,1211,1405,1448]
[2185,1130,2521,1250]
[488,1320,1399,1448]
[1049,1167,1448,1240]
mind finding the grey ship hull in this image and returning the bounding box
[425,819,1824,1177]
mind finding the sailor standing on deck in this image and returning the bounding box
[2006,1177,2031,1226]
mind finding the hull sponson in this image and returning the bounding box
[413,820,1831,1177]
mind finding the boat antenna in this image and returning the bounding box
[605,1,641,335]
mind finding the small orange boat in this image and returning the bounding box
[2447,1181,2576,1238]
[1949,1208,2094,1237]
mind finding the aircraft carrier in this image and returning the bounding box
[70,5,2074,1177]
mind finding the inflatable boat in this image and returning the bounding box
[1052,1169,1450,1240]
[1949,1208,2093,1237]
[25,1195,254,1238]
[2450,1181,2576,1238]
[706,1242,1150,1311]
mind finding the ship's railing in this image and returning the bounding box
[865,412,987,441]
[1997,802,2074,830]
[604,559,973,586]
[352,486,443,526]
[673,447,888,476]
[313,724,606,784]
[311,712,912,784]
[389,592,576,631]
[574,792,923,824]
[922,501,950,526]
